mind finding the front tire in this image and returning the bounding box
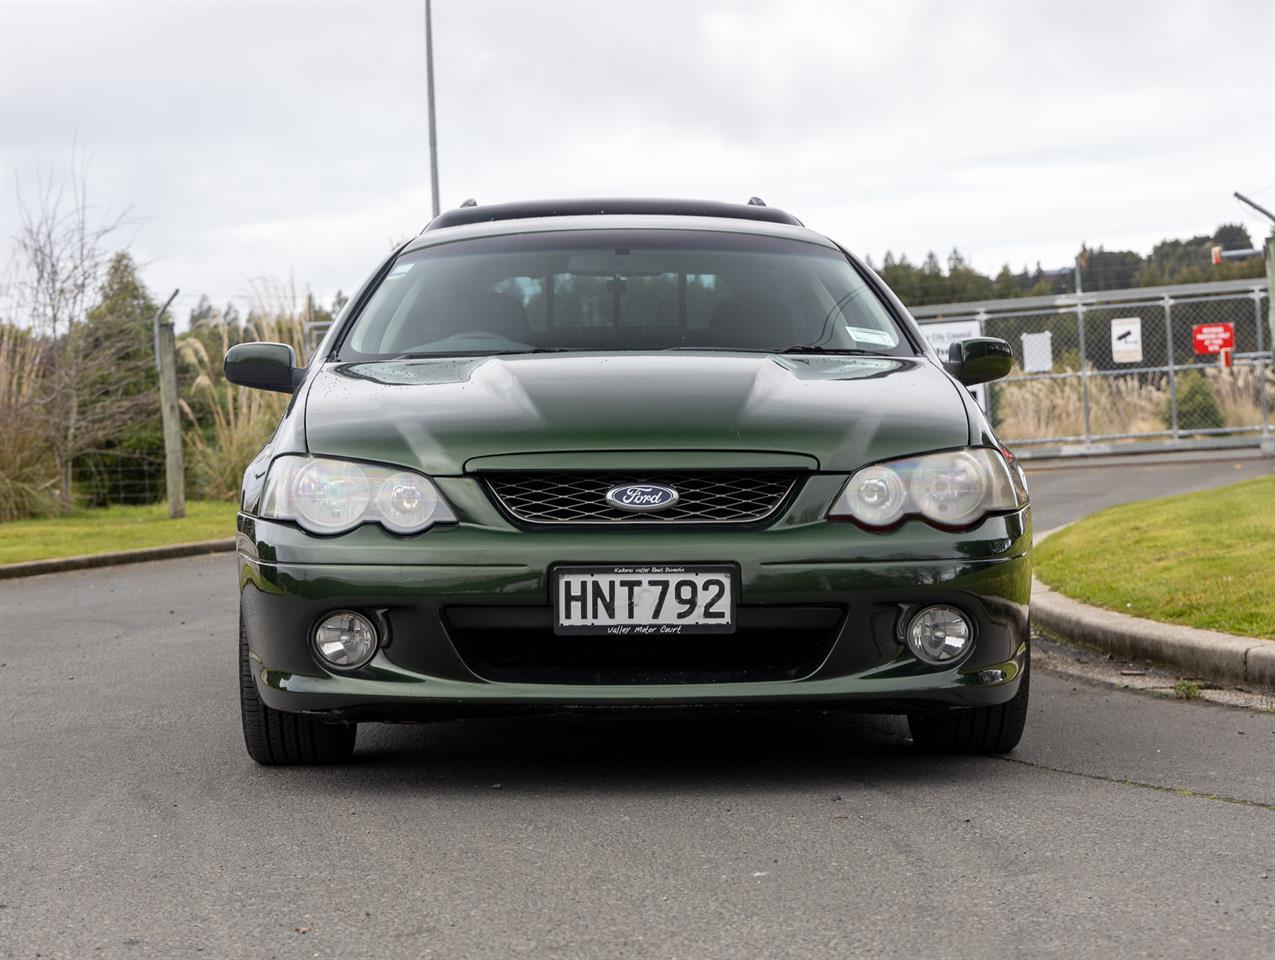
[239,612,356,765]
[907,649,1030,755]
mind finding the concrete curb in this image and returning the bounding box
[1032,524,1273,689]
[0,538,236,581]
[1031,578,1274,689]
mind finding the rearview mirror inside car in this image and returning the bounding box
[565,251,666,276]
[224,341,301,393]
[946,337,1013,386]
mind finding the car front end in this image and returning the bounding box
[229,200,1032,764]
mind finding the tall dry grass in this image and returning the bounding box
[0,323,58,520]
[1206,363,1273,428]
[992,360,1275,442]
[992,366,1170,441]
[179,287,307,501]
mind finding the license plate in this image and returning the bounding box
[553,564,737,636]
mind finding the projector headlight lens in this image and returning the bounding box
[260,455,456,535]
[828,447,1022,529]
[839,464,909,527]
[909,450,989,526]
[377,471,442,534]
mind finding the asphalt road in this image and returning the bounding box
[2,452,1273,960]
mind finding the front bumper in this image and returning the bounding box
[238,478,1032,721]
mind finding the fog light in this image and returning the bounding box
[313,611,378,670]
[906,605,973,664]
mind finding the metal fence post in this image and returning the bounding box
[1075,303,1091,442]
[1256,290,1270,436]
[1163,295,1179,438]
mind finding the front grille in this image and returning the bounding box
[483,471,800,525]
[443,605,845,684]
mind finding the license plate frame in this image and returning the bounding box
[552,563,738,636]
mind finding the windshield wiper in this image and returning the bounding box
[778,345,891,356]
[659,346,775,353]
[388,347,573,360]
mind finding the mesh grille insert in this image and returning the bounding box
[483,471,800,525]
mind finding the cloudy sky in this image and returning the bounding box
[2,0,1272,320]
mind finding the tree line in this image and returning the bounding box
[867,223,1266,306]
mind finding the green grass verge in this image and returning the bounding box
[1035,474,1275,640]
[0,501,238,565]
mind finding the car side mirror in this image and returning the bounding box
[224,342,302,393]
[945,337,1013,386]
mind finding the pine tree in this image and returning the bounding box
[75,253,164,505]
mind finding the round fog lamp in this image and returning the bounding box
[906,605,973,664]
[313,610,379,670]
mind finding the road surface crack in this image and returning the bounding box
[998,755,1275,811]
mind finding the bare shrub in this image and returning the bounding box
[0,323,58,520]
[11,160,145,510]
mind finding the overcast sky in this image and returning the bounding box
[2,0,1273,320]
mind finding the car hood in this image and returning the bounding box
[303,353,971,475]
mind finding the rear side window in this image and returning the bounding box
[341,229,911,359]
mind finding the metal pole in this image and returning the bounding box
[1235,191,1275,225]
[425,0,440,219]
[1074,256,1083,295]
[1266,236,1275,364]
[1163,295,1179,439]
[1076,304,1091,442]
[1253,290,1269,437]
[152,289,185,519]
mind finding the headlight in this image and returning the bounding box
[828,447,1024,529]
[260,455,457,535]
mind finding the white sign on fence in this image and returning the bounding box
[1111,317,1143,364]
[920,319,986,410]
[1021,331,1053,373]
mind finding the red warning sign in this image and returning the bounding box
[1192,323,1234,355]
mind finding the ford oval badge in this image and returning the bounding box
[605,483,680,513]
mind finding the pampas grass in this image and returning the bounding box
[178,285,307,501]
[991,366,1169,441]
[991,360,1275,443]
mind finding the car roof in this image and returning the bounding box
[401,210,838,255]
[425,197,803,231]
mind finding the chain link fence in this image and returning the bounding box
[912,278,1272,451]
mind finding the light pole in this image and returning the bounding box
[425,0,440,219]
[1232,191,1275,365]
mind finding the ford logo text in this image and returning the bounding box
[605,483,680,513]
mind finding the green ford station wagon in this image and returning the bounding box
[227,198,1031,765]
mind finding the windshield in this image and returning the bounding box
[337,229,914,360]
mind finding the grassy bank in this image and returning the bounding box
[1035,474,1275,640]
[0,501,238,565]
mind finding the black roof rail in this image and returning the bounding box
[423,197,803,232]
